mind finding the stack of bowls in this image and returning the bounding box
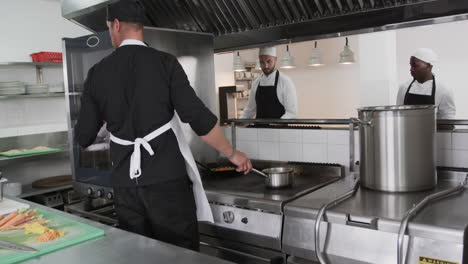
[0,81,26,95]
[26,84,49,94]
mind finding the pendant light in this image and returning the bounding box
[233,51,246,72]
[280,44,296,69]
[307,41,324,67]
[339,37,356,64]
[255,58,261,70]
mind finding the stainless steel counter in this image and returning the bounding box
[282,170,468,263]
[284,171,468,238]
[7,197,232,264]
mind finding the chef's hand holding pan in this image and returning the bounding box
[229,150,252,174]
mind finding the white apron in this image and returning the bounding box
[109,113,214,223]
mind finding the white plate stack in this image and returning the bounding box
[0,81,26,95]
[26,84,49,94]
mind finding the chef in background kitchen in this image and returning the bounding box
[396,48,456,122]
[75,0,252,252]
[240,47,298,119]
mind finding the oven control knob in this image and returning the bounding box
[222,211,235,224]
[86,188,94,196]
[96,189,104,198]
[241,217,248,224]
[106,192,114,200]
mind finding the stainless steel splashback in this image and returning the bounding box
[63,27,216,195]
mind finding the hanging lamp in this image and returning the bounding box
[233,51,246,71]
[307,41,324,67]
[339,37,356,64]
[280,45,296,69]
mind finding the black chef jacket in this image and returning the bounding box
[75,45,217,187]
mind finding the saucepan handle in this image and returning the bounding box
[351,118,373,126]
[251,168,268,178]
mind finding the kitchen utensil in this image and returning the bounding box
[195,160,211,171]
[252,167,294,188]
[32,175,72,188]
[356,105,437,192]
[0,240,38,253]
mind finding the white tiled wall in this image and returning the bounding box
[0,97,67,138]
[222,127,467,169]
[234,127,357,168]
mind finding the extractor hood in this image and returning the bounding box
[62,0,468,52]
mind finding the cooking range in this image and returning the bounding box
[283,169,468,264]
[198,160,344,264]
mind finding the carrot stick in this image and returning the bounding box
[0,219,46,231]
[2,213,27,229]
[27,210,36,217]
[12,216,32,226]
[0,212,17,227]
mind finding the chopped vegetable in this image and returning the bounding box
[0,212,18,227]
[36,230,64,242]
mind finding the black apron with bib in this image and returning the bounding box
[255,71,285,118]
[403,76,436,105]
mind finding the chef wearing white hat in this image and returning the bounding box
[240,46,298,119]
[396,48,456,119]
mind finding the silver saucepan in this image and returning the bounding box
[252,167,294,189]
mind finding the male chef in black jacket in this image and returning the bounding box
[75,0,252,251]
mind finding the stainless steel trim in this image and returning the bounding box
[200,242,271,262]
[314,179,360,264]
[231,121,237,150]
[61,0,115,20]
[349,122,355,172]
[358,105,436,111]
[437,119,468,125]
[396,176,467,264]
[62,39,77,187]
[228,119,352,125]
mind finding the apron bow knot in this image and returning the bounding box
[130,138,155,178]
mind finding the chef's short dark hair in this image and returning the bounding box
[108,20,143,31]
[107,0,146,24]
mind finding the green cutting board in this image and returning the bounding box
[0,148,61,157]
[0,209,105,264]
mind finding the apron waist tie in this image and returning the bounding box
[110,121,172,180]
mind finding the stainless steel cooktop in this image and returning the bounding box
[201,160,344,213]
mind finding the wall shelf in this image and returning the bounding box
[0,62,63,84]
[0,62,62,67]
[0,149,68,162]
[0,93,64,100]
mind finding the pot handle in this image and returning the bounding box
[251,168,268,178]
[351,118,373,126]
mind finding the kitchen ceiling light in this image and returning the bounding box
[255,58,261,70]
[280,45,296,69]
[339,37,356,64]
[233,51,246,72]
[307,41,324,67]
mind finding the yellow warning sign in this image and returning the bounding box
[418,256,459,264]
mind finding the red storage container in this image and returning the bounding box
[30,52,62,63]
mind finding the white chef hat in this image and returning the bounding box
[412,48,438,65]
[259,46,276,57]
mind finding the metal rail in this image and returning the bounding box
[227,118,352,125]
[397,176,467,264]
[314,179,360,264]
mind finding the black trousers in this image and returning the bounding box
[113,178,200,251]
